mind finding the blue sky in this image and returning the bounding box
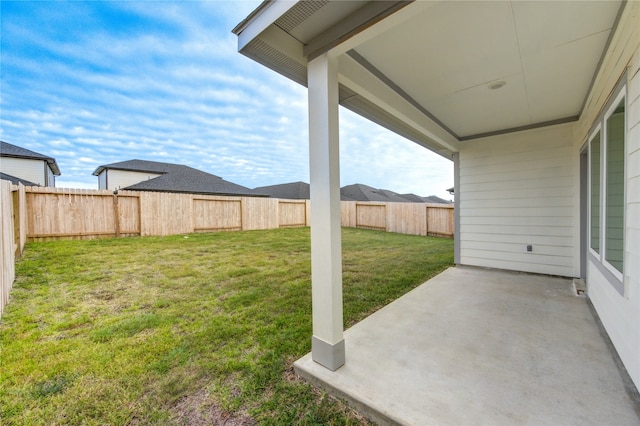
[1,1,453,199]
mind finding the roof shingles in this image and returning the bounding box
[93,159,264,197]
[253,181,310,199]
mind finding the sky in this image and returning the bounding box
[0,1,453,199]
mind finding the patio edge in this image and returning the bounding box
[293,355,401,426]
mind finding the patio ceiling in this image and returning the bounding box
[234,0,624,157]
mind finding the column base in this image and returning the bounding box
[312,336,345,371]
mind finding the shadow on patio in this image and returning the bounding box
[295,267,640,425]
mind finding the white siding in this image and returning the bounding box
[104,170,162,190]
[46,166,56,187]
[0,157,47,186]
[459,123,575,277]
[578,0,640,391]
[97,171,107,189]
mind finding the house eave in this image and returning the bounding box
[92,165,168,176]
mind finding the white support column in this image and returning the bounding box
[308,52,345,371]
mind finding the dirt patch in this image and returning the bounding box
[171,388,255,426]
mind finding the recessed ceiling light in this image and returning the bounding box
[489,81,506,90]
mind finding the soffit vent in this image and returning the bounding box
[275,0,329,32]
[246,38,308,85]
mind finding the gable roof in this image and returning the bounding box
[1,141,61,175]
[93,159,265,197]
[0,172,39,187]
[254,181,310,200]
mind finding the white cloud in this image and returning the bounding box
[1,1,452,199]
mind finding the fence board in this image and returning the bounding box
[26,188,116,241]
[242,197,278,230]
[139,192,192,236]
[341,201,357,228]
[17,188,453,241]
[17,184,26,253]
[193,197,242,231]
[356,203,386,230]
[387,202,427,236]
[426,204,454,237]
[1,180,16,317]
[278,200,307,227]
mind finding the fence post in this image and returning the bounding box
[425,205,430,236]
[113,194,120,238]
[12,187,19,256]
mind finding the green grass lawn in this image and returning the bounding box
[0,227,453,425]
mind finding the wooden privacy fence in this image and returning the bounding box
[21,187,313,240]
[18,186,453,241]
[2,184,453,317]
[341,201,454,237]
[1,181,27,317]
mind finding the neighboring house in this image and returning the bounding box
[92,159,263,197]
[254,181,310,199]
[0,141,61,187]
[234,0,640,392]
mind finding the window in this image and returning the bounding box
[589,89,626,282]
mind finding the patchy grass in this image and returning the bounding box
[0,227,453,425]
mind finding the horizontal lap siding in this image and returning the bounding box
[459,123,575,276]
[106,170,162,190]
[0,158,46,186]
[575,0,640,391]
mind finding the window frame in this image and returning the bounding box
[588,86,626,286]
[601,89,626,281]
[587,124,602,259]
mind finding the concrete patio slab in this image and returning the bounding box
[294,267,640,425]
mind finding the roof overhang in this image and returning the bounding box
[233,0,626,159]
